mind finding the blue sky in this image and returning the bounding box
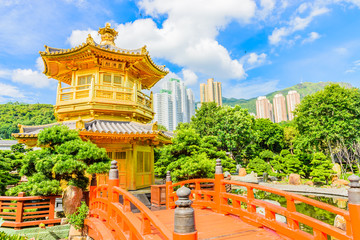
[1,0,360,104]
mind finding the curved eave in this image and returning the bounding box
[12,133,38,138]
[40,43,168,77]
[79,130,171,144]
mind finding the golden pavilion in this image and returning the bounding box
[13,23,171,190]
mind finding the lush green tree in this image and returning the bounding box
[0,102,55,139]
[294,149,313,178]
[283,126,298,154]
[155,125,235,182]
[285,154,305,176]
[191,102,221,137]
[270,155,286,178]
[246,157,271,175]
[254,118,285,153]
[259,150,274,162]
[294,84,360,159]
[214,105,256,162]
[11,143,29,153]
[269,150,305,178]
[157,124,168,131]
[6,125,111,196]
[310,152,334,184]
[0,149,25,195]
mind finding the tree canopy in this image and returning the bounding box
[155,124,236,182]
[0,148,26,195]
[294,84,360,154]
[0,102,55,139]
[7,125,110,196]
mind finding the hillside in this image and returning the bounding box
[223,82,353,113]
[0,102,55,139]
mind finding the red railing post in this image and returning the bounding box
[15,192,25,230]
[348,174,360,240]
[108,161,119,222]
[214,159,224,213]
[48,196,56,227]
[173,186,198,240]
[286,197,299,230]
[246,187,256,213]
[89,174,97,210]
[166,171,173,209]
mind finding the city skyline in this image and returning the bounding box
[200,78,223,107]
[153,78,195,131]
[1,1,360,104]
[256,90,301,122]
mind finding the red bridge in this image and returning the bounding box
[86,160,360,240]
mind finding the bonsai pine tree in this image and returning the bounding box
[246,157,271,175]
[310,152,334,184]
[6,125,110,196]
[0,149,26,195]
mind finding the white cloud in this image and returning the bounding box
[181,69,198,86]
[223,79,279,99]
[248,53,267,65]
[269,4,329,45]
[0,58,52,88]
[334,47,348,55]
[36,57,45,72]
[345,60,360,73]
[67,29,100,47]
[67,0,258,81]
[12,69,50,88]
[302,32,321,44]
[241,52,268,70]
[0,69,11,79]
[0,82,25,103]
[257,0,276,19]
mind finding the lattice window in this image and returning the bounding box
[137,151,151,173]
[77,75,91,89]
[103,74,111,84]
[114,75,122,85]
[115,152,126,159]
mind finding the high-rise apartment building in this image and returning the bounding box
[163,78,183,130]
[286,90,301,121]
[154,78,195,131]
[187,88,195,121]
[200,78,222,106]
[273,94,287,123]
[256,96,274,121]
[153,90,173,131]
[180,82,189,123]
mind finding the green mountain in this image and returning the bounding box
[0,102,55,139]
[223,82,353,113]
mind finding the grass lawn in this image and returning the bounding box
[0,224,70,240]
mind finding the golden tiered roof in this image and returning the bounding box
[40,23,167,89]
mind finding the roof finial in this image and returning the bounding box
[86,34,95,45]
[98,23,118,46]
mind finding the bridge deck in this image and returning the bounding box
[138,208,290,240]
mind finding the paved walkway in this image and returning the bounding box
[259,182,348,198]
[149,208,289,240]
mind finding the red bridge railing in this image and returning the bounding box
[165,159,360,240]
[87,159,360,240]
[87,161,172,240]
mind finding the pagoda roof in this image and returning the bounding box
[12,120,172,140]
[40,32,168,89]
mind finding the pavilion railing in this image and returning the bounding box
[57,84,152,110]
[165,159,360,240]
[0,192,61,230]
